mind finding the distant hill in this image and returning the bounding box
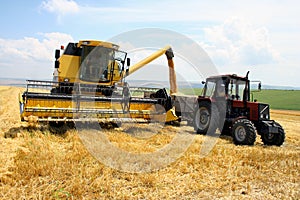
[0,78,27,87]
[126,80,203,89]
[261,84,300,90]
[127,80,300,90]
[0,77,299,90]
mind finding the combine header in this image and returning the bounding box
[19,40,178,128]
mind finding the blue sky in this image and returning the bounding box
[0,0,299,86]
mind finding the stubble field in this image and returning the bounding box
[0,86,299,199]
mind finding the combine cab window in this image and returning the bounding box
[79,46,113,82]
[79,46,127,83]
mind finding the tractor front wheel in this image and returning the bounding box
[232,119,256,145]
[261,122,285,146]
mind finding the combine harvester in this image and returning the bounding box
[19,40,178,131]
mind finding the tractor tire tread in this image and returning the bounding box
[232,119,256,145]
[261,122,285,146]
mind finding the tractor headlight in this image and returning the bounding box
[261,113,269,119]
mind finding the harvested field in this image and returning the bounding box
[0,86,299,199]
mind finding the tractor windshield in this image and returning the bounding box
[203,77,247,100]
[79,46,126,83]
[228,79,246,100]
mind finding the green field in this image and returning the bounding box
[178,88,300,111]
[252,90,300,111]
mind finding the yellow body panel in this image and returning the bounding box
[58,55,80,83]
[21,96,174,122]
[77,40,119,49]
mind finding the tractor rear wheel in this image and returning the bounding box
[194,102,219,135]
[232,119,256,145]
[261,122,285,146]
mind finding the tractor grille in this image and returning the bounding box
[258,103,270,120]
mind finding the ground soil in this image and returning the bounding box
[0,86,299,199]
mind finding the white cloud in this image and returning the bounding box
[41,0,79,23]
[0,32,73,79]
[56,0,299,29]
[203,17,280,67]
[0,32,73,61]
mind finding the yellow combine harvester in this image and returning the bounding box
[19,40,178,129]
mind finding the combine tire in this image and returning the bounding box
[194,102,219,135]
[49,122,69,134]
[232,119,256,145]
[99,121,121,129]
[261,122,285,146]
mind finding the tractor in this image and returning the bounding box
[175,72,285,146]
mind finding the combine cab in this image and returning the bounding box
[19,40,178,129]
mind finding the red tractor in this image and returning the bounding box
[175,72,285,146]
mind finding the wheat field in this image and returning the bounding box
[0,86,299,199]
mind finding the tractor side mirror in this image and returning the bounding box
[250,81,262,101]
[250,81,262,92]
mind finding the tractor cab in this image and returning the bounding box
[202,74,249,103]
[201,73,253,120]
[195,72,285,146]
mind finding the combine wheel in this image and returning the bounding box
[261,122,285,146]
[49,122,69,134]
[232,119,256,145]
[99,121,121,129]
[194,102,219,135]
